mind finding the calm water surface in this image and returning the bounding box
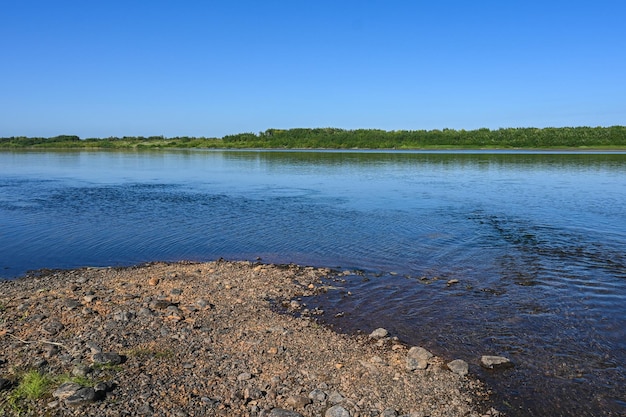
[1,149,625,416]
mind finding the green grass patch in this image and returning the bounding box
[2,370,52,415]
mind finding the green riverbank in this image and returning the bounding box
[2,126,626,150]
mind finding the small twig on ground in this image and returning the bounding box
[2,331,69,350]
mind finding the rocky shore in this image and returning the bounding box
[0,260,501,416]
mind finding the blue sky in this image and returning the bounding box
[1,1,624,138]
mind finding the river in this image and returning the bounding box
[1,149,625,416]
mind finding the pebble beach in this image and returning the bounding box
[0,260,502,417]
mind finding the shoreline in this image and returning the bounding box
[0,260,499,416]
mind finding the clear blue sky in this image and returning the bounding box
[1,1,624,138]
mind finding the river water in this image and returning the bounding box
[1,149,625,415]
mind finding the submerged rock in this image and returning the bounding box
[480,355,513,369]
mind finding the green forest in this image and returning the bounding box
[1,126,626,149]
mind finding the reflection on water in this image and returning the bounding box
[1,149,625,416]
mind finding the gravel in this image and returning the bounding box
[0,260,496,416]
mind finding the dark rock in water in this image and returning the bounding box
[269,408,304,417]
[93,352,123,366]
[447,359,469,376]
[480,355,513,369]
[65,387,96,406]
[325,405,351,417]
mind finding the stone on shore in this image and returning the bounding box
[270,409,304,417]
[92,352,123,366]
[406,346,434,370]
[447,359,469,376]
[369,328,389,339]
[64,387,97,406]
[326,405,351,417]
[53,382,84,400]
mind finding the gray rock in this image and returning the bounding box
[53,382,83,400]
[138,307,154,317]
[285,394,311,409]
[381,409,398,417]
[113,310,134,322]
[406,346,433,370]
[237,371,252,381]
[72,364,92,378]
[328,391,345,404]
[93,352,123,366]
[65,387,96,406]
[86,341,102,354]
[309,388,327,402]
[269,409,304,417]
[407,346,433,361]
[63,299,81,310]
[326,405,351,417]
[196,299,211,309]
[94,381,113,393]
[83,294,97,303]
[44,345,60,358]
[166,305,183,315]
[170,288,183,295]
[406,356,428,371]
[481,355,513,369]
[149,299,172,310]
[447,359,469,376]
[244,386,264,401]
[42,320,64,335]
[369,328,389,339]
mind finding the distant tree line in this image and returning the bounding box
[2,126,626,149]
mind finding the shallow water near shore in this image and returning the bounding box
[1,149,625,415]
